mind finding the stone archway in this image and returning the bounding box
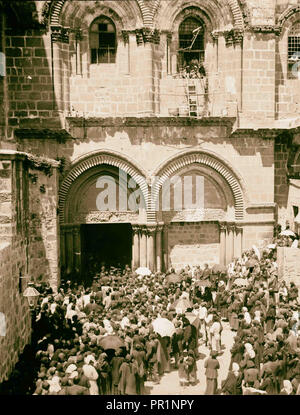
[59,151,149,281]
[150,150,246,267]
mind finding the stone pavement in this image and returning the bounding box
[145,322,236,395]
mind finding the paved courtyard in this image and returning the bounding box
[145,322,235,395]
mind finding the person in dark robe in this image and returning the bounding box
[244,360,260,388]
[146,334,159,383]
[110,349,124,395]
[204,350,220,395]
[118,355,138,395]
[132,343,146,395]
[156,335,170,376]
[265,304,276,333]
[221,363,243,395]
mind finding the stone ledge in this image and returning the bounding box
[14,128,72,141]
[65,116,236,128]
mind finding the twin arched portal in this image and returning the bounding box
[59,150,244,225]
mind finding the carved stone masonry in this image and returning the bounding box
[146,225,157,236]
[122,30,130,44]
[224,29,244,45]
[51,26,70,43]
[135,28,161,45]
[219,222,227,232]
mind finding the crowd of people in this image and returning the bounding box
[0,236,299,396]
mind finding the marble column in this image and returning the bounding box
[234,226,243,259]
[219,222,227,265]
[73,225,81,275]
[139,226,147,268]
[131,225,140,270]
[146,225,156,272]
[65,225,74,274]
[60,226,66,271]
[226,223,235,264]
[156,224,163,273]
[163,224,169,272]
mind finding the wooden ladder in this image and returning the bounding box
[186,80,198,117]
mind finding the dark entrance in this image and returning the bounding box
[81,223,132,282]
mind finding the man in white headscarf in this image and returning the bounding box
[83,355,99,395]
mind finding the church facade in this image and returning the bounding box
[0,0,300,381]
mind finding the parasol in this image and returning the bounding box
[135,267,152,276]
[233,277,248,287]
[152,317,176,337]
[165,273,182,284]
[252,245,261,260]
[174,298,192,313]
[280,229,295,237]
[98,335,125,351]
[211,264,227,274]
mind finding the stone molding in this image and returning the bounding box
[277,6,300,31]
[72,211,138,224]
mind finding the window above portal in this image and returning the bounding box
[288,21,300,79]
[178,17,205,71]
[90,16,117,64]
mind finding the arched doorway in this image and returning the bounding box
[59,152,148,284]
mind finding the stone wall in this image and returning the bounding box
[0,154,31,383]
[274,133,290,227]
[277,246,300,289]
[4,25,61,140]
[27,167,60,291]
[167,222,220,270]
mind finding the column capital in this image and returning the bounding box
[219,222,227,232]
[132,224,142,234]
[72,225,80,234]
[156,223,164,233]
[227,222,236,232]
[146,225,157,236]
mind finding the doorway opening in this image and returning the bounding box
[80,223,132,282]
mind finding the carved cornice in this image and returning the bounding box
[66,116,236,128]
[135,28,160,45]
[224,28,244,45]
[250,25,282,35]
[211,28,244,45]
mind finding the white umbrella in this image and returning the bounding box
[135,266,151,276]
[152,318,176,337]
[252,245,261,260]
[233,278,248,287]
[280,229,295,237]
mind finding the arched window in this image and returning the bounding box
[90,16,116,64]
[288,21,300,79]
[178,17,204,70]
